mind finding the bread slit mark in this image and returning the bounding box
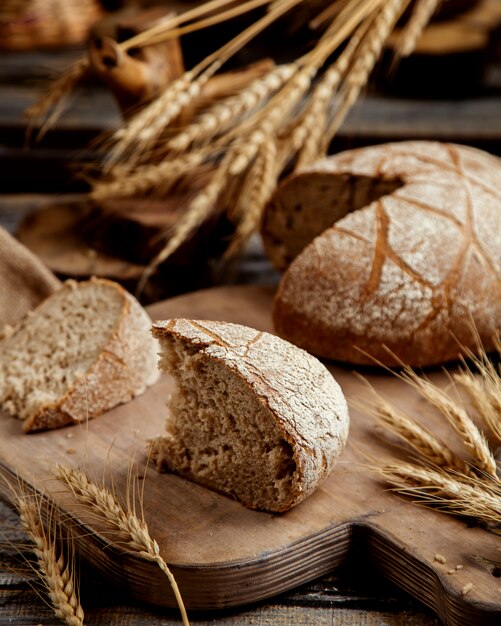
[364,198,439,298]
[243,331,264,357]
[186,320,232,348]
[364,200,389,296]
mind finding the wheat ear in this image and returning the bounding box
[106,0,303,167]
[168,63,297,151]
[454,372,501,446]
[225,138,278,257]
[91,152,205,200]
[375,398,474,474]
[56,465,189,626]
[16,495,85,626]
[325,0,410,148]
[396,0,442,57]
[401,369,498,479]
[229,64,316,176]
[378,463,501,525]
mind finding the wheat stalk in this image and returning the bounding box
[396,0,442,57]
[56,465,189,626]
[16,494,85,626]
[379,463,501,525]
[324,0,410,148]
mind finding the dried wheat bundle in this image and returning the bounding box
[55,465,190,626]
[27,0,442,281]
[14,492,85,626]
[367,338,501,530]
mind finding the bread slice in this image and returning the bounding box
[150,319,349,512]
[0,278,159,432]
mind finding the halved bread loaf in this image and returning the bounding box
[264,141,501,366]
[0,278,159,432]
[150,319,349,512]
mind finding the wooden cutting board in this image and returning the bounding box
[0,285,499,625]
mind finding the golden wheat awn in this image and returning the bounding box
[16,494,85,626]
[55,465,189,626]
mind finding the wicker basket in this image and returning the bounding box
[0,0,103,49]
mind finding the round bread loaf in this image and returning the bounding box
[150,319,349,512]
[264,141,501,366]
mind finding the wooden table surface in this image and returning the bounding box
[1,38,501,624]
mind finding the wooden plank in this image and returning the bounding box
[0,285,498,625]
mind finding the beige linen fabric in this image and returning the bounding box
[0,226,60,329]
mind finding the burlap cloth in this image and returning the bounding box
[0,226,60,329]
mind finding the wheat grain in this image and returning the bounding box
[396,0,442,57]
[229,65,315,176]
[106,70,197,166]
[56,465,189,626]
[16,495,85,626]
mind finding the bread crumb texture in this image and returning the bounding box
[0,278,158,432]
[269,142,501,366]
[150,319,349,512]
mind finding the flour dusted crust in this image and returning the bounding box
[150,319,349,512]
[266,142,501,366]
[0,278,159,432]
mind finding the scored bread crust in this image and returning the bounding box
[151,319,350,512]
[4,278,159,432]
[267,142,501,366]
